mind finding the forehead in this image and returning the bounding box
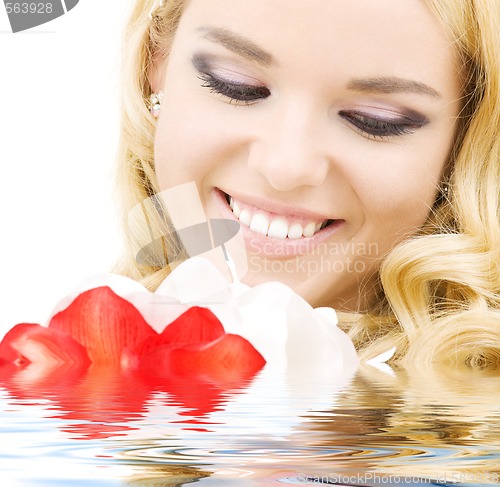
[176,0,459,97]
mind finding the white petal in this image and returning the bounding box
[156,257,231,304]
[231,281,358,374]
[366,346,396,365]
[365,346,396,376]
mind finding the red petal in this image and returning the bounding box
[130,306,225,359]
[161,306,225,344]
[0,323,90,367]
[0,323,39,364]
[171,334,266,383]
[49,287,156,365]
[138,333,266,385]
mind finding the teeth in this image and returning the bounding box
[267,217,289,239]
[227,194,331,240]
[233,201,241,218]
[288,223,303,239]
[302,222,316,238]
[250,213,270,236]
[239,209,252,227]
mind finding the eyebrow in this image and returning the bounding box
[197,26,274,66]
[347,77,441,99]
[196,27,441,99]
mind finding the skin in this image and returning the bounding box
[152,0,461,311]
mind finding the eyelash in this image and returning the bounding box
[197,71,426,138]
[198,72,270,104]
[338,110,426,139]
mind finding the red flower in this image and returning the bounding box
[0,286,265,439]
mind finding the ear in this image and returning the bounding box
[149,56,168,93]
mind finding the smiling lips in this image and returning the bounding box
[226,194,333,240]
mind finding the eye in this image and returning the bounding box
[339,110,428,139]
[198,72,271,105]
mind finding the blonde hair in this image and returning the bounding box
[115,0,500,370]
[115,0,187,288]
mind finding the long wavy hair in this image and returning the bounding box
[115,0,500,370]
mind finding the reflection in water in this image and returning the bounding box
[295,366,500,485]
[1,362,500,486]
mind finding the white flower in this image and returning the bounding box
[49,257,358,374]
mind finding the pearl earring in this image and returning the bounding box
[148,91,163,118]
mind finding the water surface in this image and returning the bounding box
[1,364,500,486]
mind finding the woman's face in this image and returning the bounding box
[153,0,461,310]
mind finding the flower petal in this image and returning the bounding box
[226,281,358,372]
[156,257,233,303]
[0,323,39,364]
[47,273,151,323]
[0,323,90,367]
[170,334,266,383]
[128,306,225,362]
[47,273,181,334]
[49,287,156,365]
[160,306,225,344]
[139,334,266,384]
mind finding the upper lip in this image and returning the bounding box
[218,188,338,222]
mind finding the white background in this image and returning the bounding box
[0,1,131,336]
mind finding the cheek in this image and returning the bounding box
[154,93,245,191]
[349,138,449,239]
[155,107,209,189]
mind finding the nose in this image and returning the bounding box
[247,100,330,191]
